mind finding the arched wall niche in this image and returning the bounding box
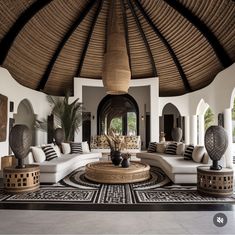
[13,99,36,145]
[160,103,183,141]
[97,94,139,136]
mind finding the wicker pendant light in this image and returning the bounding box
[102,0,131,95]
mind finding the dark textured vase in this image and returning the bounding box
[111,150,122,166]
[205,125,228,170]
[121,158,130,168]
[54,128,65,146]
[9,124,32,168]
[171,127,182,142]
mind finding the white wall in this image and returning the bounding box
[74,77,159,145]
[82,86,150,148]
[0,67,52,157]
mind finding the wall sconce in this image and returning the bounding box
[141,115,144,121]
[92,115,95,120]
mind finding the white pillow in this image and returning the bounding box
[53,145,61,157]
[31,146,46,163]
[192,146,205,163]
[176,143,185,155]
[24,151,35,164]
[202,152,212,164]
[61,142,71,154]
[82,141,90,153]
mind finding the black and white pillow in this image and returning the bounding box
[165,142,178,155]
[183,145,194,160]
[42,145,58,161]
[147,142,157,153]
[70,142,83,154]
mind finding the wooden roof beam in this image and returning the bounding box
[76,0,103,77]
[0,0,53,65]
[120,0,132,74]
[37,0,97,91]
[163,0,233,68]
[126,0,157,77]
[135,0,192,93]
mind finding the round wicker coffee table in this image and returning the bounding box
[85,161,150,184]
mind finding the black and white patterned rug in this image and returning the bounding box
[0,166,234,206]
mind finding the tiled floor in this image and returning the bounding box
[0,210,235,234]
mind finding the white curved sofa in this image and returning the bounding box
[25,149,101,184]
[136,152,210,184]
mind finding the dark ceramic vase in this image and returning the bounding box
[204,125,228,170]
[111,150,122,166]
[9,124,32,169]
[54,128,65,146]
[121,158,130,168]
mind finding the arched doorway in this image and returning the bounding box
[97,94,139,135]
[161,103,182,141]
[14,99,36,145]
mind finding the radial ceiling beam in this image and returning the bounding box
[37,0,96,91]
[135,0,192,92]
[76,0,103,77]
[120,0,132,74]
[126,0,157,77]
[0,0,53,65]
[163,0,233,68]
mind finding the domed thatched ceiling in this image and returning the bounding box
[0,0,234,96]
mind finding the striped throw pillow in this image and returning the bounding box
[165,142,177,155]
[147,142,157,153]
[184,145,194,160]
[70,142,83,154]
[42,145,58,161]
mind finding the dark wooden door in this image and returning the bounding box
[82,112,91,145]
[164,114,174,141]
[145,114,150,149]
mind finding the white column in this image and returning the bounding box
[184,116,190,144]
[224,108,233,168]
[198,114,205,146]
[190,115,197,145]
[150,82,159,142]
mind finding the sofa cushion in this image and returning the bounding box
[176,143,185,155]
[183,145,194,160]
[31,146,46,163]
[125,136,140,149]
[156,142,167,153]
[42,145,58,161]
[61,143,71,154]
[192,146,205,163]
[54,145,61,157]
[82,141,90,153]
[70,142,83,154]
[147,142,157,153]
[165,142,177,155]
[39,153,101,173]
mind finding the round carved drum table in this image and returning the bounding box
[85,161,150,184]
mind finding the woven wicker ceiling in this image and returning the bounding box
[0,0,234,96]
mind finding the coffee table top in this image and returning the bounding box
[85,161,150,184]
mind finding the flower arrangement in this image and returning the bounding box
[105,129,124,152]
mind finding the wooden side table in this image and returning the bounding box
[3,164,40,193]
[197,166,233,197]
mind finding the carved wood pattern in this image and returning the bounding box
[0,94,8,142]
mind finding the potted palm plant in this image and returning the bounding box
[47,92,83,142]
